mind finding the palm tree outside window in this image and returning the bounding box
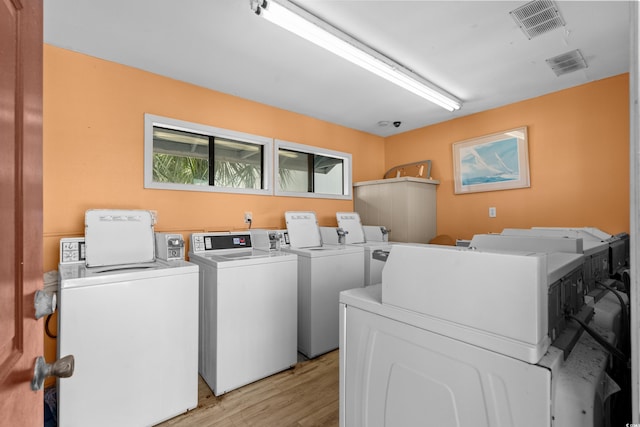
[152,127,264,189]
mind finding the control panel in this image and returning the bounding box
[191,233,252,253]
[60,238,86,264]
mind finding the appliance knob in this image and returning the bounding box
[31,355,75,391]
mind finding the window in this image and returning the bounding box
[144,114,272,195]
[276,140,352,199]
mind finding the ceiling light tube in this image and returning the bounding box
[253,0,462,111]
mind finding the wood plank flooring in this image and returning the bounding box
[158,350,339,427]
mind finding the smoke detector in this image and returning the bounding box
[510,0,565,39]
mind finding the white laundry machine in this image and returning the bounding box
[283,211,364,358]
[531,226,629,277]
[336,212,393,286]
[339,244,617,427]
[188,230,298,396]
[501,227,611,293]
[470,232,628,348]
[57,210,199,427]
[499,228,627,337]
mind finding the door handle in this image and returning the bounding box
[34,290,56,319]
[31,355,74,391]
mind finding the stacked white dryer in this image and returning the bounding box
[283,211,364,358]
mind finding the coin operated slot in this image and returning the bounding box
[274,230,290,248]
[268,231,281,251]
[155,233,185,261]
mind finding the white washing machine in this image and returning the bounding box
[339,244,616,427]
[188,230,298,396]
[336,212,392,286]
[57,210,199,427]
[283,211,364,358]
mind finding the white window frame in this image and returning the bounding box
[275,139,352,200]
[144,114,273,195]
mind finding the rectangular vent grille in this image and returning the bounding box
[510,0,565,39]
[546,49,587,76]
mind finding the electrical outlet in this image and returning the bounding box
[489,207,497,218]
[244,212,253,223]
[149,210,158,225]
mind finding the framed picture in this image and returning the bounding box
[452,126,530,194]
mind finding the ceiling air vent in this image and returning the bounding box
[546,49,587,76]
[510,0,565,39]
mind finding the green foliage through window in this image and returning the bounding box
[151,126,264,190]
[153,154,209,185]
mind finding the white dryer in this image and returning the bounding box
[188,231,298,396]
[283,211,364,358]
[57,210,199,427]
[470,232,627,348]
[340,244,616,427]
[501,227,610,293]
[340,285,613,427]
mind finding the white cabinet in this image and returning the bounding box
[353,177,438,243]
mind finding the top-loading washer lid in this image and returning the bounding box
[336,212,366,244]
[363,225,389,242]
[84,209,155,267]
[284,211,322,248]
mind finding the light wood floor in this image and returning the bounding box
[158,350,339,427]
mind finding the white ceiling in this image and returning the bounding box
[43,1,631,137]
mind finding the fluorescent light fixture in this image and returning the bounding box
[252,0,462,112]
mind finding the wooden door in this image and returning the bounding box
[0,1,44,426]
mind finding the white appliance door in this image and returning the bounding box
[303,251,363,357]
[84,209,156,266]
[285,211,322,248]
[381,244,549,363]
[57,271,198,427]
[213,259,298,395]
[341,304,551,427]
[336,212,366,244]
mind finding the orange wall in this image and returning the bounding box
[385,74,630,240]
[43,45,630,369]
[42,45,385,365]
[43,44,385,268]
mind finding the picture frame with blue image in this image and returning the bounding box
[452,126,530,194]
